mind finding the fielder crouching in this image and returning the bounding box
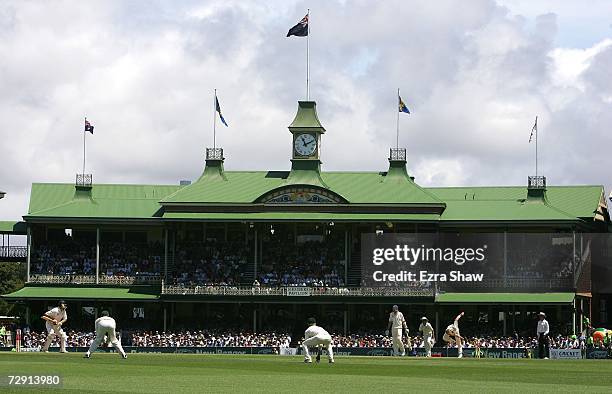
[84,310,127,359]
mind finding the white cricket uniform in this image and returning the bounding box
[443,319,462,356]
[389,311,406,356]
[302,325,334,362]
[419,322,435,357]
[42,307,68,352]
[87,316,126,357]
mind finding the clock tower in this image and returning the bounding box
[287,101,327,187]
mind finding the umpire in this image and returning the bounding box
[537,311,550,359]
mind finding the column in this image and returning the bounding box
[343,309,348,336]
[503,231,507,284]
[253,309,257,333]
[254,229,258,278]
[572,298,576,335]
[164,229,168,282]
[163,306,167,332]
[26,226,31,282]
[435,309,439,340]
[502,310,507,336]
[96,227,100,284]
[344,229,349,286]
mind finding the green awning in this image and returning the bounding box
[0,221,27,234]
[435,292,575,304]
[163,212,440,222]
[2,286,160,301]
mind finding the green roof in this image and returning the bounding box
[162,212,440,221]
[26,183,181,219]
[428,186,604,221]
[2,286,160,300]
[0,221,26,234]
[435,292,575,304]
[19,177,605,225]
[162,171,445,205]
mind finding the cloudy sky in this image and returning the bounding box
[1,0,611,221]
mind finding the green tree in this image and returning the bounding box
[0,262,25,315]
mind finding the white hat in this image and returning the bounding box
[421,316,428,320]
[539,312,546,317]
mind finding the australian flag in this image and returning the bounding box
[287,14,308,37]
[84,119,94,134]
[216,96,228,127]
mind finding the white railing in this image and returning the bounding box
[29,274,161,285]
[29,274,97,284]
[161,284,434,297]
[98,275,161,285]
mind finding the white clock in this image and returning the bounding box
[294,133,317,156]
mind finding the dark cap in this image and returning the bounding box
[101,310,110,317]
[307,317,316,325]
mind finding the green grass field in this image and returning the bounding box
[0,353,610,393]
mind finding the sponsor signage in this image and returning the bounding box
[550,349,581,359]
[286,287,312,297]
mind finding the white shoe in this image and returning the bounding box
[329,359,335,364]
[400,352,406,356]
[122,354,128,359]
[304,359,312,363]
[458,354,463,358]
[544,357,549,359]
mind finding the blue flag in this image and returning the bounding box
[399,95,410,114]
[215,96,228,127]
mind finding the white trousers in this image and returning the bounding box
[443,333,463,356]
[423,335,434,357]
[87,320,126,357]
[302,334,334,361]
[42,322,67,352]
[392,327,405,355]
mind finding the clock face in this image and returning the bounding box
[294,133,317,156]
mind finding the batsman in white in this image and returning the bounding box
[443,311,465,358]
[386,305,407,356]
[84,310,127,359]
[418,316,435,357]
[41,300,68,353]
[302,317,334,364]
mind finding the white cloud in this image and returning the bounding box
[0,0,611,222]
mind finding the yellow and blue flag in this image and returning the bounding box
[215,96,228,127]
[399,95,410,114]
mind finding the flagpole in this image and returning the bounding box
[83,117,87,175]
[396,89,400,149]
[535,116,538,177]
[306,9,310,100]
[213,89,217,149]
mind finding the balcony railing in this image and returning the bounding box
[0,246,27,258]
[28,274,161,285]
[389,148,406,161]
[29,274,97,284]
[206,148,224,160]
[528,176,546,189]
[76,173,93,187]
[162,283,434,297]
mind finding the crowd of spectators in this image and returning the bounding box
[259,239,345,287]
[172,241,251,286]
[32,242,95,275]
[127,330,291,348]
[19,329,604,351]
[100,242,162,277]
[21,330,291,349]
